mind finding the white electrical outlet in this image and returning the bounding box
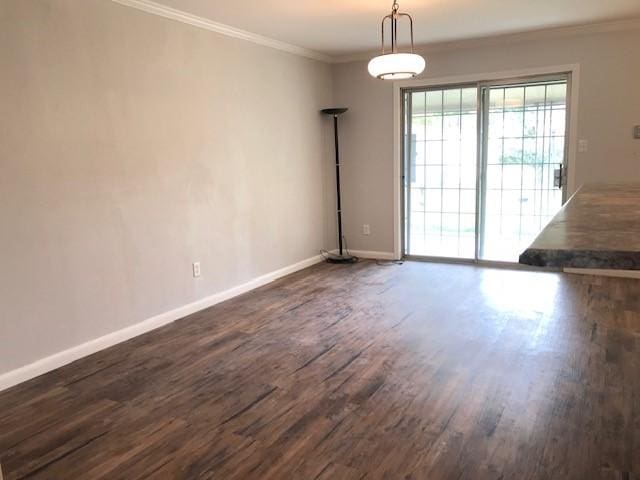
[362,224,371,236]
[578,139,588,153]
[192,262,201,278]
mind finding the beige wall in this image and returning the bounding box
[0,0,334,374]
[333,28,640,254]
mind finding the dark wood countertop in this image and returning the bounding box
[519,183,640,270]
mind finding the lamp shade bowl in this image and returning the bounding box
[367,53,425,80]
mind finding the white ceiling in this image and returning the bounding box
[155,0,640,57]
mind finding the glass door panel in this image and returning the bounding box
[405,86,477,259]
[479,81,567,262]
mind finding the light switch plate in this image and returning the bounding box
[634,125,640,139]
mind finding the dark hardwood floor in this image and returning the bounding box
[1,260,639,479]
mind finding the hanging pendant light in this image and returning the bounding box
[368,0,425,80]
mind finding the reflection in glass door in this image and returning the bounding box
[403,75,569,264]
[404,86,478,259]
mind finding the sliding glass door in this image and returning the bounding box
[403,75,569,263]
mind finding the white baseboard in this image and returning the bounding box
[0,254,324,392]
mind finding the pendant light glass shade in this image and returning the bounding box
[369,1,425,80]
[368,53,425,80]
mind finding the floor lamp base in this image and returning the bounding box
[325,253,358,264]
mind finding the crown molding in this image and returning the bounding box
[334,16,640,64]
[110,0,333,63]
[104,2,640,65]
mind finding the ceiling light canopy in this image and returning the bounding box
[368,1,425,80]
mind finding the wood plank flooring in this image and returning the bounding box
[1,260,639,479]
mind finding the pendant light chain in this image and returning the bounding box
[391,1,398,53]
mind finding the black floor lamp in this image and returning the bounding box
[322,108,357,264]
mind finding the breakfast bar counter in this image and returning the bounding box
[519,183,640,270]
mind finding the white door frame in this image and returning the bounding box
[392,64,580,260]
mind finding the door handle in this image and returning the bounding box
[553,164,563,189]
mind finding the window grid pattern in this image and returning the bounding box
[407,87,477,258]
[481,82,566,261]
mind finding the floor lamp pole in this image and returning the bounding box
[333,114,344,256]
[321,107,356,264]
